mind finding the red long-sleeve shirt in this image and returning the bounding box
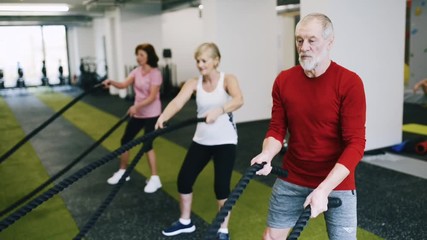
[266,61,366,190]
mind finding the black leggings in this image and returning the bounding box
[177,142,236,200]
[120,116,158,152]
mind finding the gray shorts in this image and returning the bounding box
[267,179,357,240]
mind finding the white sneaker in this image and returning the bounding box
[107,169,130,185]
[144,175,162,193]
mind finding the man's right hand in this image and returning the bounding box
[250,152,273,175]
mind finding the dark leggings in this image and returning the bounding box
[120,116,158,153]
[177,142,236,200]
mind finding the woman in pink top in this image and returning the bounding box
[103,43,163,193]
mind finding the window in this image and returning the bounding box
[0,25,68,87]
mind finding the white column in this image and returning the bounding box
[277,12,298,71]
[301,0,406,150]
[104,8,127,98]
[66,27,79,80]
[201,0,278,123]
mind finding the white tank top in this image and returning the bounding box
[193,72,238,145]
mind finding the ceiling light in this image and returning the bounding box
[0,4,69,12]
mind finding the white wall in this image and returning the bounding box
[162,8,203,85]
[301,0,406,150]
[202,0,278,123]
[161,1,279,123]
[120,3,163,68]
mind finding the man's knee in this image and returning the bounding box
[263,227,290,240]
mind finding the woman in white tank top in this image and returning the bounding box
[156,42,244,240]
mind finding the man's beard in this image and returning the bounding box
[299,48,328,71]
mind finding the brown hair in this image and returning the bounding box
[135,43,159,68]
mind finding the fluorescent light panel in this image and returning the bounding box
[0,4,69,12]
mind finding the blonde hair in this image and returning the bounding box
[194,42,221,63]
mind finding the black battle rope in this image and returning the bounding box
[0,117,205,231]
[0,113,129,217]
[74,143,150,240]
[205,163,289,240]
[0,83,104,164]
[286,197,342,240]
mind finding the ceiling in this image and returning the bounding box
[0,0,162,15]
[0,0,151,25]
[0,0,299,26]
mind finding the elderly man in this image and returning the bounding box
[251,13,366,240]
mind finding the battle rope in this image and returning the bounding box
[0,83,103,164]
[0,117,204,231]
[286,197,342,240]
[74,143,150,240]
[0,113,129,217]
[205,163,288,240]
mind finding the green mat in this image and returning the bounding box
[0,97,79,240]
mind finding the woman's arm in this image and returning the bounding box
[128,84,161,116]
[205,74,244,124]
[103,75,135,89]
[155,78,197,128]
[223,74,244,113]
